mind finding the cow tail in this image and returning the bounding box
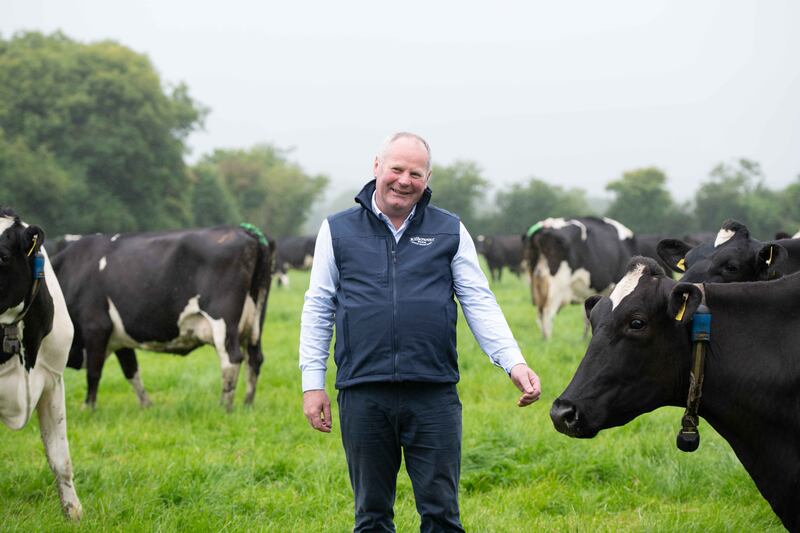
[238,223,275,315]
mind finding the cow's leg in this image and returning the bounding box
[116,348,152,407]
[244,339,264,406]
[83,333,111,409]
[211,320,243,412]
[36,372,82,520]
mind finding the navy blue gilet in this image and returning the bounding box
[328,179,461,389]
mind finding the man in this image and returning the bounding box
[300,132,541,532]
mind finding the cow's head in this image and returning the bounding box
[658,219,787,283]
[0,211,44,318]
[551,257,700,438]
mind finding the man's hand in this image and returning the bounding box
[303,389,333,432]
[509,364,542,407]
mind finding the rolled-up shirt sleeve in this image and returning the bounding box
[299,220,338,391]
[452,223,527,373]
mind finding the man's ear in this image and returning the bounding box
[22,225,45,257]
[657,239,693,273]
[584,295,602,319]
[756,243,787,280]
[668,283,703,324]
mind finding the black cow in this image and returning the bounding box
[551,257,800,531]
[0,209,81,519]
[476,234,525,282]
[52,225,274,411]
[523,216,637,339]
[273,235,316,288]
[631,233,674,275]
[658,219,800,283]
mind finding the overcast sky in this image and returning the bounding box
[4,0,800,202]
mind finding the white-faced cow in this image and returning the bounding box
[0,209,81,519]
[273,234,316,288]
[523,217,636,339]
[51,225,274,411]
[658,219,800,283]
[475,234,525,283]
[551,257,800,531]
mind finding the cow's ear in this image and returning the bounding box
[667,283,702,324]
[657,239,693,273]
[756,243,787,280]
[584,295,602,319]
[22,225,45,257]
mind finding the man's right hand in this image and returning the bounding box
[303,389,333,433]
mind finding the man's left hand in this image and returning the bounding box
[509,364,542,407]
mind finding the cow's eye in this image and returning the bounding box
[0,254,9,266]
[723,263,739,273]
[629,318,646,330]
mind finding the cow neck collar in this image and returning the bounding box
[676,283,710,453]
[2,251,45,368]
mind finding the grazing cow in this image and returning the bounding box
[523,216,636,339]
[0,209,81,519]
[476,234,525,282]
[658,219,800,283]
[551,257,800,531]
[52,225,274,411]
[273,234,316,288]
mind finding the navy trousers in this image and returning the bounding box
[337,382,465,533]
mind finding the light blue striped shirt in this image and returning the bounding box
[299,193,526,391]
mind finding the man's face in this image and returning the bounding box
[373,137,431,220]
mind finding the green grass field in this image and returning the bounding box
[0,268,783,532]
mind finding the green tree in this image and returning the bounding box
[779,176,800,235]
[429,160,488,233]
[0,130,71,232]
[195,145,328,237]
[693,159,781,239]
[0,31,205,233]
[189,164,242,227]
[605,167,687,234]
[483,178,590,235]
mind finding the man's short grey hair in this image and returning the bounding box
[377,132,432,171]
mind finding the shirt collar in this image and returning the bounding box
[371,191,416,228]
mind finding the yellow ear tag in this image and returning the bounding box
[676,258,686,272]
[766,246,773,266]
[27,234,38,257]
[674,292,688,321]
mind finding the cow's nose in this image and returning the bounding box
[550,398,580,436]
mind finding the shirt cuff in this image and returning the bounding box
[302,369,327,392]
[500,352,527,374]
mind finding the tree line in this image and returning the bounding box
[431,158,800,241]
[2,32,798,242]
[0,32,327,239]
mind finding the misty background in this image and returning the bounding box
[2,0,799,238]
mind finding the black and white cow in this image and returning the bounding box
[273,234,316,288]
[0,209,81,519]
[658,219,800,283]
[551,257,800,531]
[475,234,525,283]
[52,225,274,411]
[523,216,637,339]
